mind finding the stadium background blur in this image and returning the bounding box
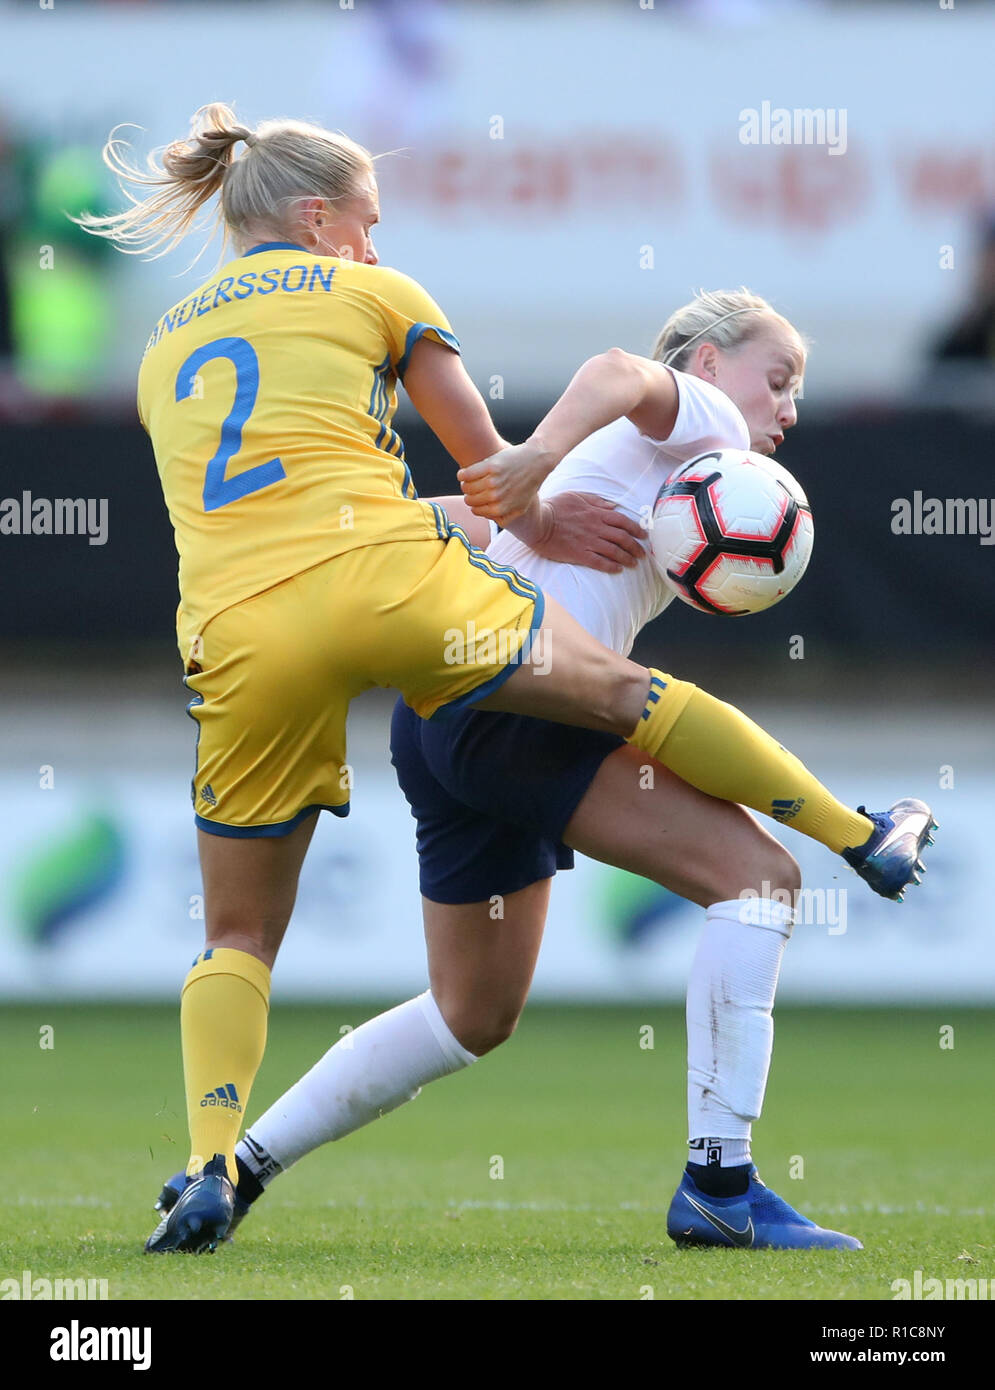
[1,0,992,1009]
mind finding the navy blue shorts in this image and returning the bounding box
[389,697,625,904]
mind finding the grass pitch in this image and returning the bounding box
[2,1004,993,1303]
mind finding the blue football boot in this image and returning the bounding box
[144,1153,236,1254]
[151,1165,252,1243]
[667,1166,863,1250]
[841,798,936,902]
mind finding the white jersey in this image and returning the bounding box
[487,368,751,656]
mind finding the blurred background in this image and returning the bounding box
[1,0,992,1005]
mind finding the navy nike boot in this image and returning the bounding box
[144,1153,236,1254]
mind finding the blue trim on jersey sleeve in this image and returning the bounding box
[395,323,461,381]
[428,586,547,721]
[194,802,350,838]
[243,241,308,256]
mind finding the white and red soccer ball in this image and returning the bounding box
[650,448,814,616]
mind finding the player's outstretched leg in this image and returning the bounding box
[475,600,936,902]
[477,602,934,900]
[621,673,937,901]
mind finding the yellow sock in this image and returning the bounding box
[180,947,271,1185]
[627,670,873,854]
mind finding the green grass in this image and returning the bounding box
[1,1004,993,1301]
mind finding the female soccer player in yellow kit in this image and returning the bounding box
[79,104,933,1253]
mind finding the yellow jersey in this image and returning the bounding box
[136,242,460,659]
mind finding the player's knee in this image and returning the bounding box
[204,918,286,969]
[758,842,801,900]
[464,1015,520,1056]
[587,660,651,735]
[440,1001,522,1057]
[713,838,800,907]
[730,834,800,899]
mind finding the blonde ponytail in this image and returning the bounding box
[75,102,374,264]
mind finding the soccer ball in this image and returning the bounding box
[650,448,814,616]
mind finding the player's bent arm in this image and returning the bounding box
[532,349,680,467]
[459,349,679,522]
[405,340,649,563]
[402,336,550,547]
[402,336,510,467]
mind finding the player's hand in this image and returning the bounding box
[524,492,646,573]
[457,440,555,524]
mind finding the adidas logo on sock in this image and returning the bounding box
[200,1083,242,1113]
[771,797,805,822]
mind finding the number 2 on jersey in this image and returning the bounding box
[176,337,286,512]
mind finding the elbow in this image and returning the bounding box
[587,346,650,402]
[595,346,636,372]
[589,346,643,389]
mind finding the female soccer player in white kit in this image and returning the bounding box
[153,289,930,1250]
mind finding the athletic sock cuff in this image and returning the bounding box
[415,990,478,1067]
[707,896,795,936]
[625,669,698,749]
[182,947,272,1007]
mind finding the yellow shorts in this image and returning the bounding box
[183,528,544,836]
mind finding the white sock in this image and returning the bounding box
[686,896,794,1168]
[688,1136,752,1168]
[239,991,477,1176]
